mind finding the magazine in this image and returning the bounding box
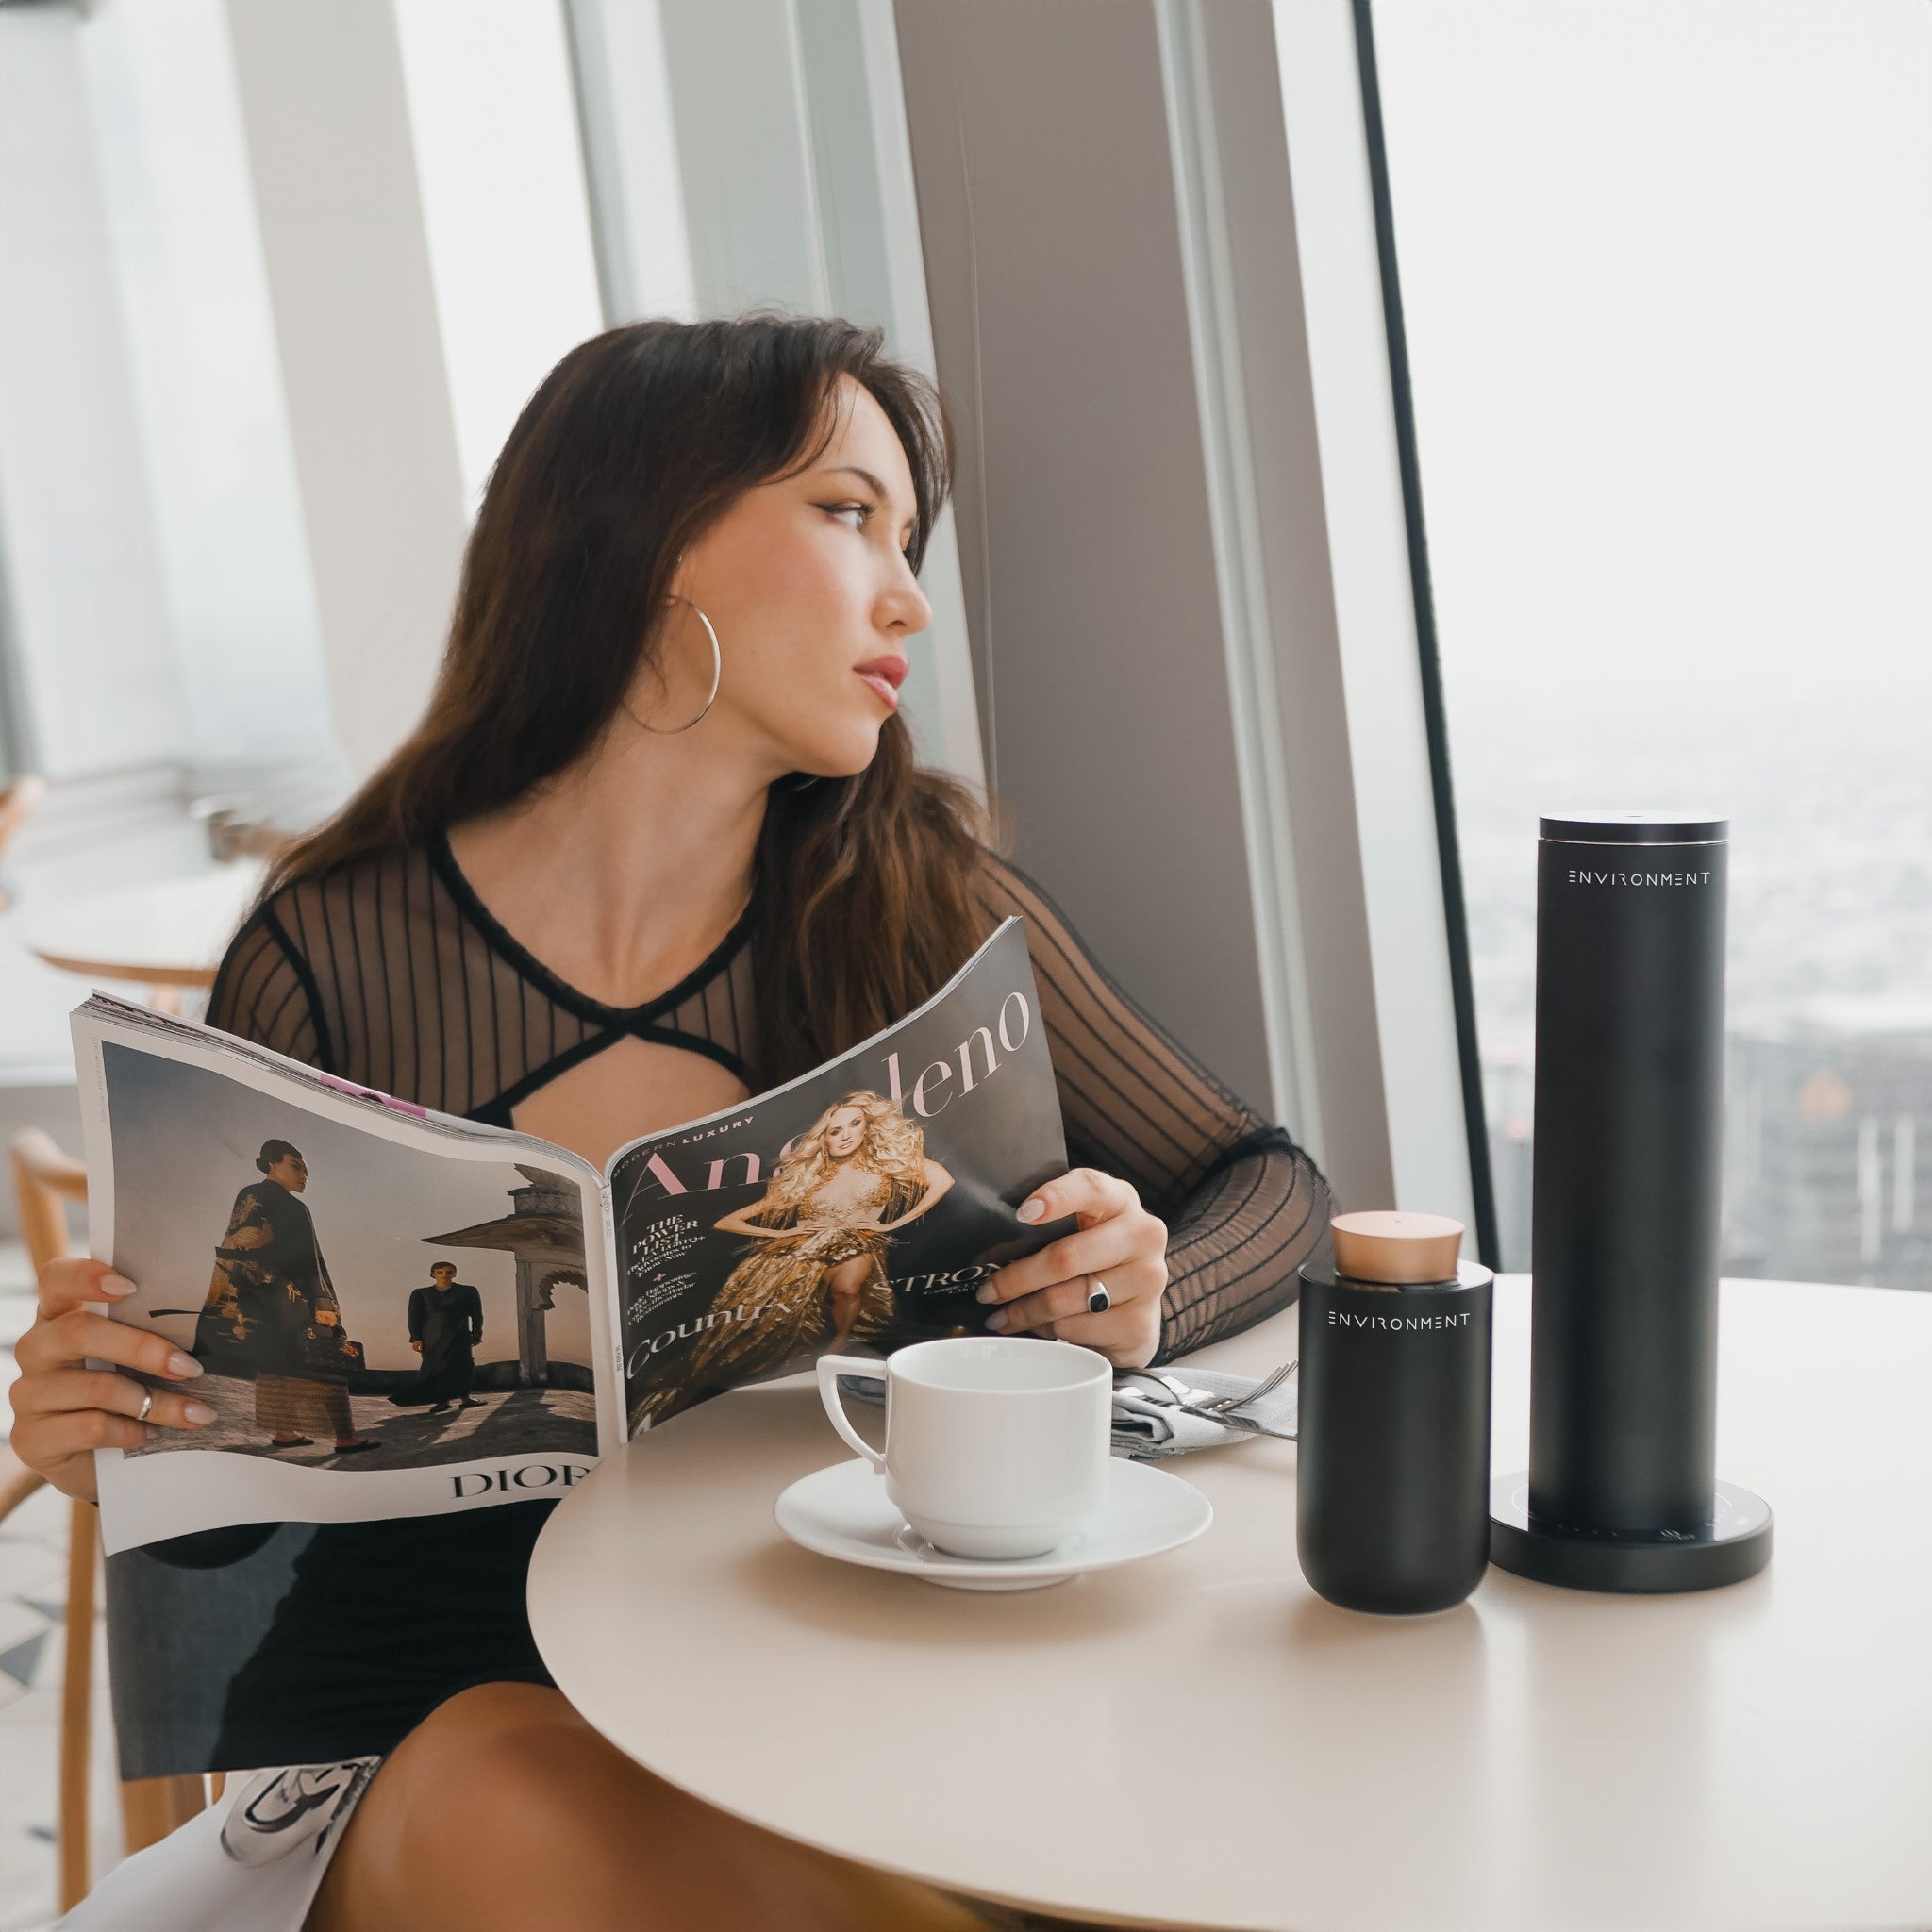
[73,918,1066,1555]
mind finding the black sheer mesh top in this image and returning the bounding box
[174,834,1328,1767]
[210,831,1329,1357]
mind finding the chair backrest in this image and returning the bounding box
[0,774,46,911]
[201,806,300,864]
[12,1128,85,1270]
[0,772,46,852]
[8,1128,208,1910]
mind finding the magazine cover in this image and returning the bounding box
[610,915,1066,1432]
[71,916,1063,1554]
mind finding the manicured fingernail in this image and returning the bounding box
[167,1353,203,1379]
[100,1274,136,1297]
[984,1309,1007,1331]
[975,1284,998,1303]
[1017,1199,1045,1224]
[183,1401,215,1426]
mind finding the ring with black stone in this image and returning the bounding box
[1087,1280,1111,1314]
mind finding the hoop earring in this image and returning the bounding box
[639,597,722,734]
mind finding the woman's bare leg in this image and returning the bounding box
[824,1257,871,1349]
[306,1682,990,1932]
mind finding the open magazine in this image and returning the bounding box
[74,918,1067,1556]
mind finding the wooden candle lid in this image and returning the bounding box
[1330,1210,1464,1285]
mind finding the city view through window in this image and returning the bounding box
[1374,1,1932,1284]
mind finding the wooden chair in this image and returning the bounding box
[0,773,47,915]
[199,804,300,865]
[5,1128,214,1911]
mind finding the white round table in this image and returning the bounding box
[18,862,265,993]
[527,1278,1932,1929]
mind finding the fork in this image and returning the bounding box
[1223,1357,1298,1411]
[1131,1359,1297,1415]
[1135,1387,1298,1442]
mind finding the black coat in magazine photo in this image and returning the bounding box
[389,1268,486,1413]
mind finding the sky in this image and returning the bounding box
[1376,0,1931,696]
[102,1043,594,1374]
[1373,0,1932,1052]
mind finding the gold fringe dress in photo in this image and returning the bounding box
[638,1168,916,1426]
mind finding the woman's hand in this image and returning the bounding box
[978,1169,1168,1369]
[7,1258,214,1502]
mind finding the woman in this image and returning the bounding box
[9,316,1328,1931]
[192,1139,374,1456]
[641,1091,950,1424]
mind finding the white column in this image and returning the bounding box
[564,0,698,325]
[0,8,187,781]
[1157,0,1325,1149]
[82,0,338,787]
[223,0,469,780]
[655,0,826,315]
[393,0,606,512]
[894,0,1281,1116]
[1270,0,1475,1223]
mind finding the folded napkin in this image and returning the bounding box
[1109,1366,1298,1459]
[833,1365,1296,1460]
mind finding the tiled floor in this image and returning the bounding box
[0,1484,120,1932]
[2,1244,121,1932]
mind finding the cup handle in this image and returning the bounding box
[816,1356,888,1474]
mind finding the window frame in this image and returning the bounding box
[1348,0,1498,1264]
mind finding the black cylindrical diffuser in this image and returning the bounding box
[1489,812,1772,1591]
[1298,1213,1493,1615]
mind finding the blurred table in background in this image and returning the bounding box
[18,862,266,1004]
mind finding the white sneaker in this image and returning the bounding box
[219,1758,378,1867]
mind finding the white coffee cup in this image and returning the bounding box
[816,1336,1112,1559]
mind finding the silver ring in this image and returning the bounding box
[135,1387,154,1424]
[1087,1280,1111,1314]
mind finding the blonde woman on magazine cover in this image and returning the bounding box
[637,1090,951,1424]
[9,316,1331,1932]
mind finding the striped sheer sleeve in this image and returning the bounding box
[972,855,1331,1360]
[205,899,335,1070]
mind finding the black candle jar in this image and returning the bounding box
[1296,1234,1493,1616]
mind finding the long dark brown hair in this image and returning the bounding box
[263,314,991,1084]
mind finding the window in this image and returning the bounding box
[0,0,331,790]
[1373,0,1932,1285]
[394,0,605,512]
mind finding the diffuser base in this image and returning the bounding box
[1489,1474,1772,1593]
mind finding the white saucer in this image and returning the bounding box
[774,1457,1212,1591]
